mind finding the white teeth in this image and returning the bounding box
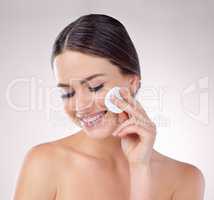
[81,113,105,123]
[82,112,105,123]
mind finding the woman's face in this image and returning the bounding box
[53,50,138,138]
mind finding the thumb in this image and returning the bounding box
[121,137,129,150]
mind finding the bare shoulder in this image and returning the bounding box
[24,142,61,164]
[27,133,81,164]
[153,150,205,199]
[171,159,205,199]
[13,142,61,199]
[14,136,82,200]
[159,152,204,184]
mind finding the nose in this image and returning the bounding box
[75,89,95,112]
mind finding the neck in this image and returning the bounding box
[78,131,128,166]
[76,131,160,169]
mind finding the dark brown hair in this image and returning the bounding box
[51,13,141,90]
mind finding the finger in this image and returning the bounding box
[116,120,156,139]
[119,87,146,117]
[112,117,136,136]
[119,87,154,124]
[113,87,153,124]
[110,95,140,118]
[119,87,136,108]
[137,117,156,131]
[113,113,156,137]
[121,136,138,155]
[119,123,156,137]
[118,125,156,143]
[135,99,154,123]
[111,87,156,134]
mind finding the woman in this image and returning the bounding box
[14,14,205,200]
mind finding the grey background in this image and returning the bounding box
[1,0,213,199]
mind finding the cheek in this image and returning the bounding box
[94,90,108,110]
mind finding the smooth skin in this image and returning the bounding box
[13,50,205,200]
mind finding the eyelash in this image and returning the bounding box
[61,84,104,99]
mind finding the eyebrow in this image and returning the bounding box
[56,73,106,88]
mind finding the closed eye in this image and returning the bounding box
[61,91,75,99]
[88,84,104,92]
[61,84,104,99]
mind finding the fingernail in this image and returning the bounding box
[110,95,116,102]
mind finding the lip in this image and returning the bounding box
[77,110,107,120]
[79,110,108,128]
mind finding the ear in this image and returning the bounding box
[128,75,141,97]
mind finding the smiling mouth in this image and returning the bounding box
[79,110,108,128]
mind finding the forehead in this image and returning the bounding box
[53,50,121,82]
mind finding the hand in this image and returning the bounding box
[111,87,157,166]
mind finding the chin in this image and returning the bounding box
[82,123,117,139]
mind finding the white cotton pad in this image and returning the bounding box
[104,86,125,113]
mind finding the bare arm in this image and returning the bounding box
[172,164,205,200]
[13,144,58,200]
